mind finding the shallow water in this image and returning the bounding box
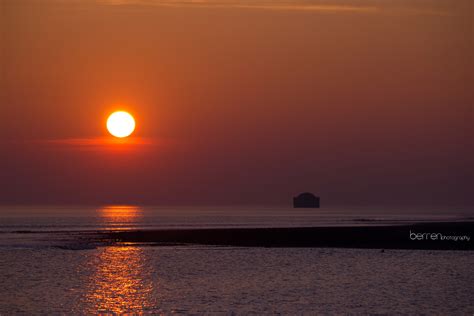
[1,205,472,233]
[1,246,473,314]
[1,206,473,314]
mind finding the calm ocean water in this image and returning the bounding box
[1,206,473,314]
[1,205,473,232]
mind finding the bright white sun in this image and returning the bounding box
[107,111,136,138]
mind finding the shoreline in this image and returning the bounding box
[97,221,473,250]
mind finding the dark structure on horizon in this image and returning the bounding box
[293,192,320,208]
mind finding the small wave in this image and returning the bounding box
[53,243,98,251]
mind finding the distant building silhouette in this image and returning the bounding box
[293,192,320,208]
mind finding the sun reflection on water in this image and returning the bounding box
[99,205,143,231]
[86,246,157,314]
[85,206,157,314]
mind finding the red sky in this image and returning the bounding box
[1,0,472,206]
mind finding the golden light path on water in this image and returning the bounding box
[85,206,157,314]
[99,205,143,231]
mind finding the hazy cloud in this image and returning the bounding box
[97,0,451,15]
[17,137,159,152]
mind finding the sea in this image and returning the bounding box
[0,205,473,314]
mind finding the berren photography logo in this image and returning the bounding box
[410,231,471,242]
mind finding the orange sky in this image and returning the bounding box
[1,0,472,206]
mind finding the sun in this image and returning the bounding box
[107,111,136,138]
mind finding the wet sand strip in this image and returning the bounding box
[100,222,473,250]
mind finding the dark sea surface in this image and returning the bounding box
[1,205,473,232]
[0,206,473,314]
